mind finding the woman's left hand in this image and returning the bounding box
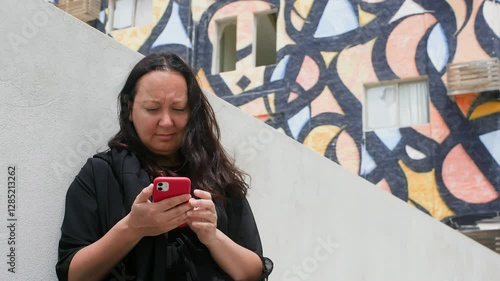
[187,189,219,246]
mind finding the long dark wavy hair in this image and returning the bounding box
[108,52,248,200]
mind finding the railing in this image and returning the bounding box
[462,229,500,254]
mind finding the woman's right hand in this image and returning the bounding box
[123,184,192,239]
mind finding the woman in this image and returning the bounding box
[56,53,273,281]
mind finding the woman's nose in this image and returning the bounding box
[158,112,173,127]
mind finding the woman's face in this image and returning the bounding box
[130,71,190,162]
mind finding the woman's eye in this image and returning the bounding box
[145,108,159,112]
[173,108,186,112]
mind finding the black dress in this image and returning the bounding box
[56,148,268,281]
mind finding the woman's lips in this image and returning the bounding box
[155,133,175,140]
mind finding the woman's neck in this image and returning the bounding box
[157,152,181,167]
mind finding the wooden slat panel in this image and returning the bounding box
[449,75,500,82]
[448,65,499,72]
[449,79,500,87]
[448,73,499,80]
[448,59,499,67]
[448,71,499,80]
[449,78,499,87]
[57,0,101,22]
[447,58,500,96]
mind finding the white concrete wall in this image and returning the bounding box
[0,1,499,280]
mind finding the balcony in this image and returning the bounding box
[57,0,101,22]
[447,58,500,97]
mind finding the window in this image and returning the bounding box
[212,10,277,73]
[364,78,429,131]
[112,0,134,29]
[107,0,152,31]
[214,19,237,73]
[255,11,277,67]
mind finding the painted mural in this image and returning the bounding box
[94,0,500,223]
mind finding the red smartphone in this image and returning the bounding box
[152,176,191,203]
[152,177,191,228]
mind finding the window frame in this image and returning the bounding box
[212,17,238,74]
[107,0,138,32]
[253,9,278,68]
[363,76,430,133]
[105,0,154,34]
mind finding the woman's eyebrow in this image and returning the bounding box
[171,100,187,104]
[170,98,188,104]
[139,98,161,103]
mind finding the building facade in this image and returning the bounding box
[62,0,500,225]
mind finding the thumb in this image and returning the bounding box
[134,184,153,204]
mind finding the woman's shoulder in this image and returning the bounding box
[71,150,115,184]
[92,149,113,163]
[85,148,138,179]
[68,149,125,198]
[87,148,128,169]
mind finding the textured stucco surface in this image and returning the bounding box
[0,1,499,280]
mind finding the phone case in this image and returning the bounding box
[152,177,191,203]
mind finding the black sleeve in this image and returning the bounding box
[227,197,263,255]
[56,159,102,281]
[227,197,273,279]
